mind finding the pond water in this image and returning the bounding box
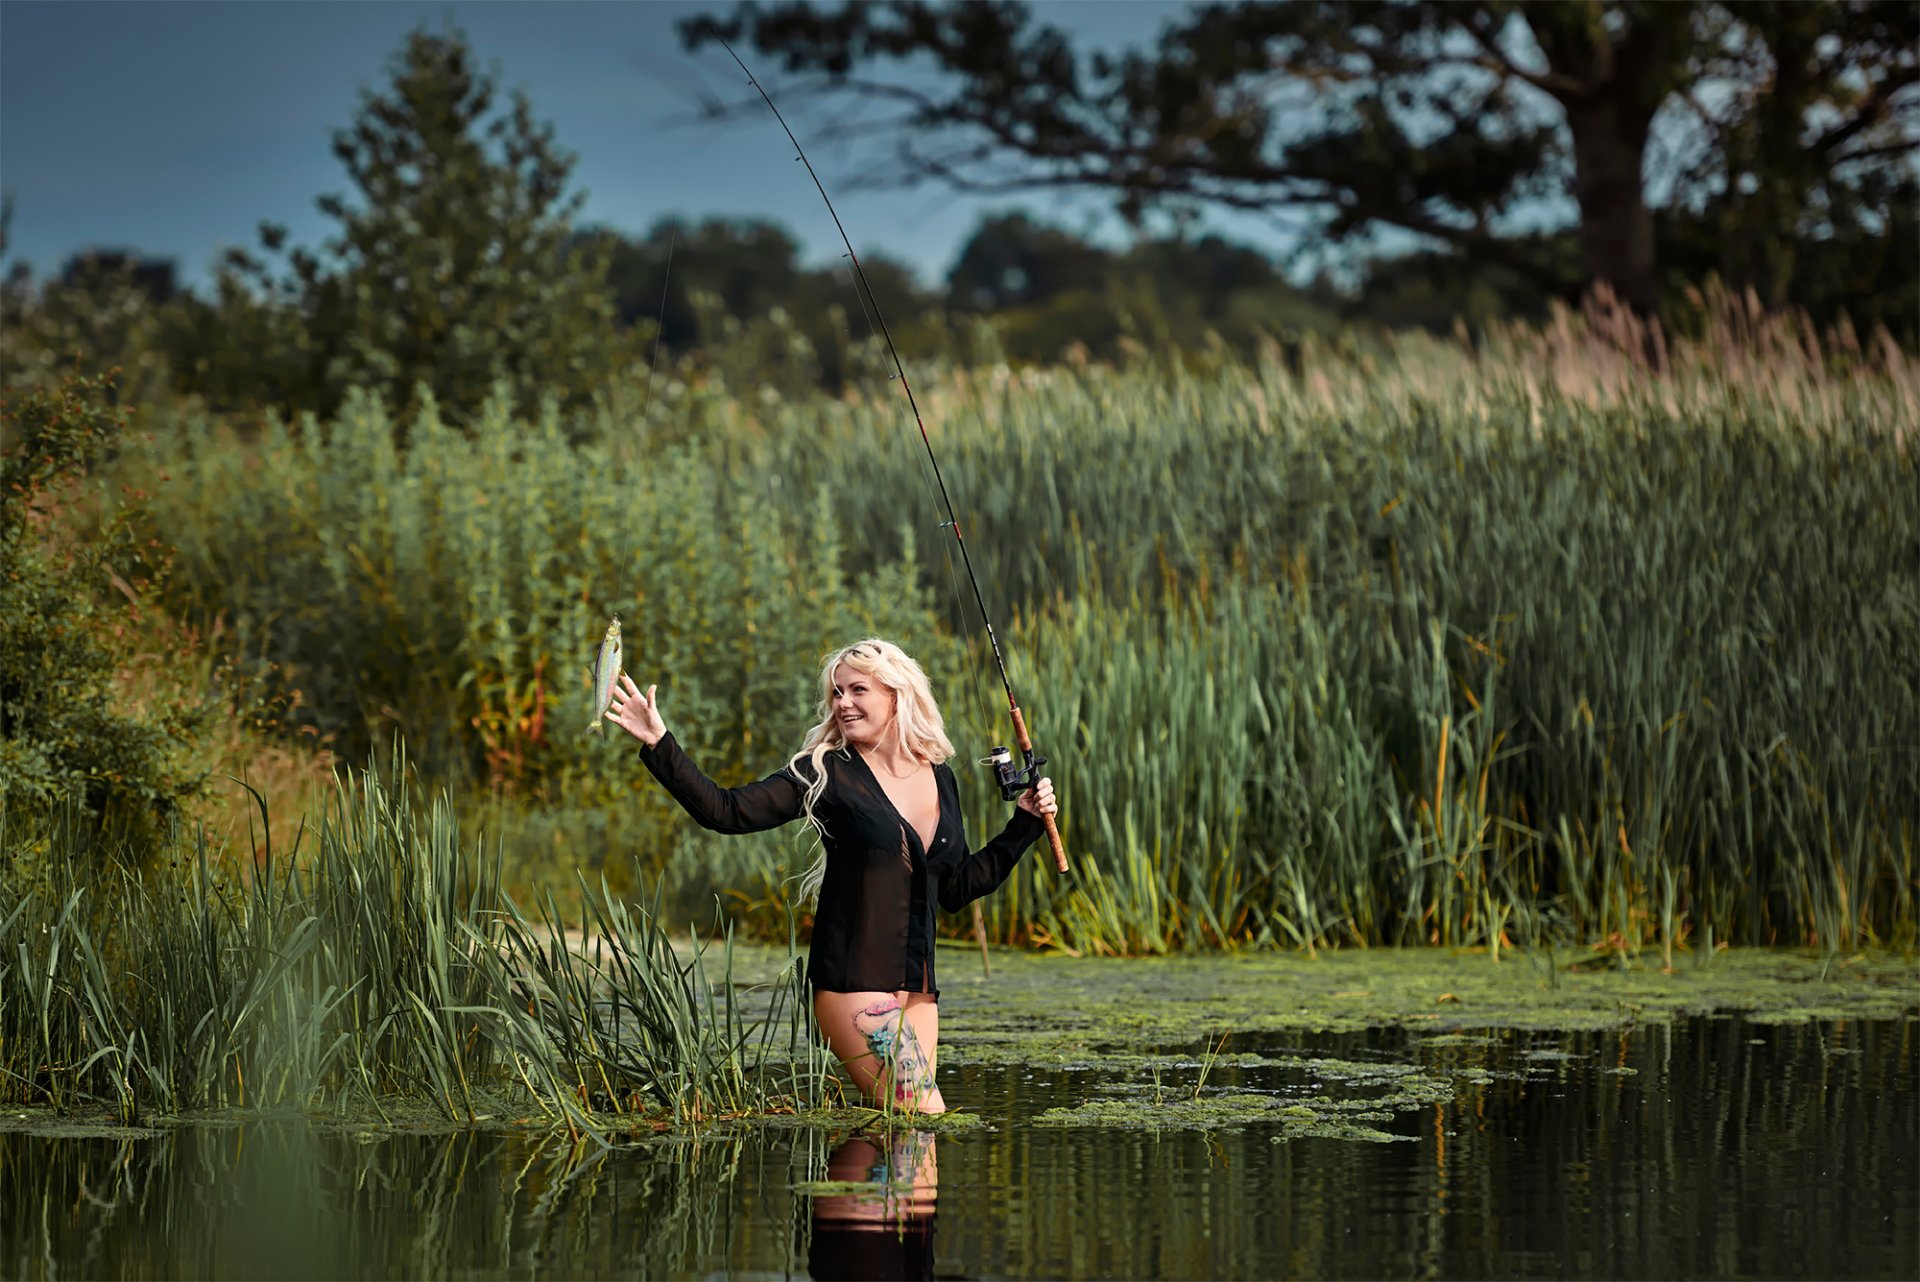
[4,1015,1913,1280]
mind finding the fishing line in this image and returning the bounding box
[714,34,1067,872]
[639,220,679,431]
[827,249,994,747]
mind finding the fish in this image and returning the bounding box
[587,615,623,735]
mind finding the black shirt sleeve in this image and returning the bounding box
[938,806,1047,912]
[637,731,805,834]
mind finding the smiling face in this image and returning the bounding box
[831,661,897,750]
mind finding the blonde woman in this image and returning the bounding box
[605,639,1056,1114]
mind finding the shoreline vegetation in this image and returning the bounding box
[3,770,1914,1137]
[4,289,1917,1132]
[2,770,829,1136]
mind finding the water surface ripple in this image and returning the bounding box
[3,1015,1914,1280]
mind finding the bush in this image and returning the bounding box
[0,373,208,853]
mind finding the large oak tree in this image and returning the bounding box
[683,1,1917,323]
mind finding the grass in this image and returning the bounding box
[0,761,827,1131]
[55,286,1920,957]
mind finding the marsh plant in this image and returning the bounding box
[0,765,825,1127]
[89,290,1920,957]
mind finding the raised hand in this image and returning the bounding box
[606,673,667,747]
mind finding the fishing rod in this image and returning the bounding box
[713,35,1068,874]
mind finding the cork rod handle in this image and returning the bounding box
[1009,706,1069,873]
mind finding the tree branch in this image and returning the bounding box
[1810,67,1920,159]
[1461,13,1590,100]
[1830,138,1920,166]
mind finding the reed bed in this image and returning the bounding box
[111,299,1918,956]
[720,293,1915,617]
[0,769,824,1127]
[142,387,953,796]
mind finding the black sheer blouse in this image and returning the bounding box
[637,731,1045,996]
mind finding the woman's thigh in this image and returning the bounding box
[812,989,945,1113]
[814,1130,939,1224]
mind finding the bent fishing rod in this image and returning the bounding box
[714,35,1069,874]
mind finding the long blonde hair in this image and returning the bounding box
[788,638,954,904]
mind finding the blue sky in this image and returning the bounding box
[1,0,1267,291]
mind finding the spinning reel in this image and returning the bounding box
[981,744,1048,803]
[977,708,1066,871]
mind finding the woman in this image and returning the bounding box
[605,639,1056,1114]
[807,1128,939,1280]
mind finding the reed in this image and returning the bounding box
[0,766,821,1126]
[137,386,954,798]
[101,295,1917,956]
[967,568,1915,957]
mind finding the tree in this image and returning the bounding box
[586,215,940,393]
[0,250,179,408]
[945,212,1112,312]
[683,1,1917,323]
[59,252,178,306]
[226,26,626,421]
[939,212,1345,361]
[596,217,809,344]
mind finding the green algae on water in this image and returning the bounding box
[792,1179,911,1197]
[1269,1119,1406,1144]
[1032,1090,1419,1143]
[1033,1093,1293,1131]
[715,944,1917,1060]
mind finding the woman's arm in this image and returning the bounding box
[938,807,1048,912]
[608,674,804,834]
[938,774,1058,910]
[638,731,805,834]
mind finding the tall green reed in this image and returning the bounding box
[143,385,949,796]
[0,767,822,1127]
[115,302,1917,955]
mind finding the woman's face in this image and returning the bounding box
[831,662,896,749]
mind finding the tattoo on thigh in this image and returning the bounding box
[853,1001,935,1105]
[872,1129,932,1186]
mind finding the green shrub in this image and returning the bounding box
[0,373,207,852]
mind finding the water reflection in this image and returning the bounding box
[806,1131,939,1281]
[2,1016,1914,1279]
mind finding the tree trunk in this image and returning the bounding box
[1563,96,1658,316]
[1726,9,1822,310]
[1525,2,1685,321]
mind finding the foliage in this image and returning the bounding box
[588,215,941,396]
[0,373,207,850]
[0,765,824,1126]
[103,292,1920,955]
[686,0,1919,323]
[695,289,1917,953]
[944,212,1348,361]
[212,25,631,422]
[136,378,951,901]
[5,9,1913,430]
[0,254,180,407]
[589,210,1358,377]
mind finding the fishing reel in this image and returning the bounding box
[980,744,1047,802]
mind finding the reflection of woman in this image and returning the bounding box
[807,1131,938,1282]
[606,638,1056,1112]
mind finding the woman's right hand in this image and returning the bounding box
[607,674,667,747]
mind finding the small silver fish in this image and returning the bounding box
[587,615,624,735]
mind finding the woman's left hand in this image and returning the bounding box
[1016,776,1057,820]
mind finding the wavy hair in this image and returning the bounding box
[788,638,953,904]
